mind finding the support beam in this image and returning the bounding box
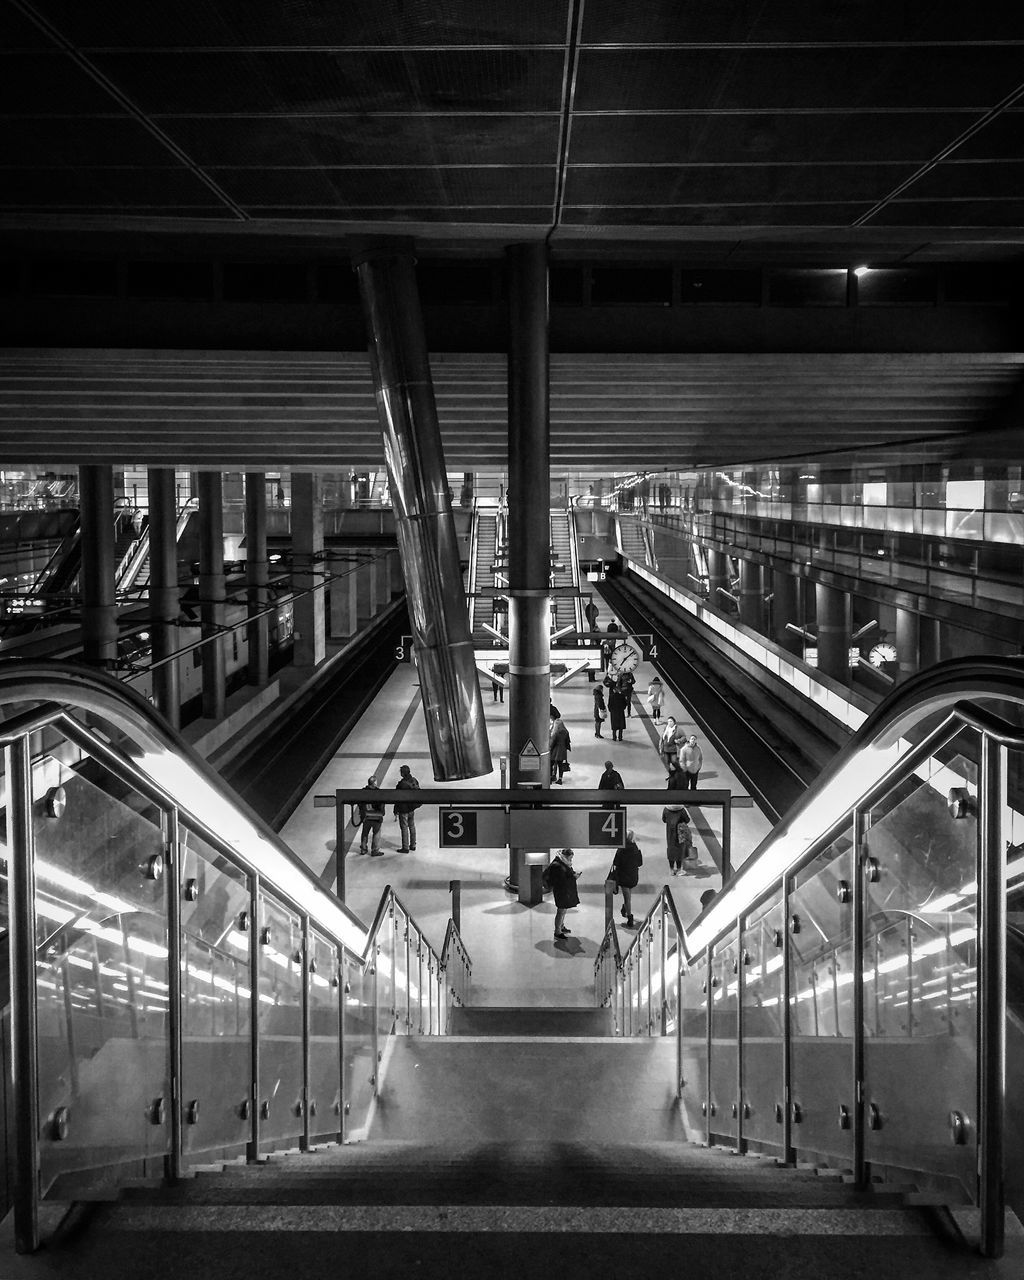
[291,472,326,670]
[245,471,270,686]
[815,581,850,684]
[78,464,118,667]
[197,471,226,721]
[148,467,181,727]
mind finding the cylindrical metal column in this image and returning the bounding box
[706,548,732,610]
[737,558,764,632]
[771,567,801,654]
[506,242,551,899]
[8,735,40,1253]
[918,615,942,669]
[815,581,850,683]
[148,468,181,728]
[291,472,326,670]
[245,472,270,686]
[979,733,1006,1258]
[895,606,919,683]
[197,471,226,721]
[79,464,119,667]
[352,239,491,781]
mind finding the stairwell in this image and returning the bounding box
[471,512,499,642]
[616,513,648,565]
[11,1007,1014,1280]
[549,510,578,633]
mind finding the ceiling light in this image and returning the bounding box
[854,266,871,277]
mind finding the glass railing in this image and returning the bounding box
[0,661,469,1253]
[600,656,1024,1259]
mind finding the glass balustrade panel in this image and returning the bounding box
[375,908,396,1040]
[177,830,251,1161]
[679,952,709,1138]
[308,928,342,1142]
[741,888,786,1150]
[32,753,170,1196]
[788,831,856,1164]
[863,727,979,1198]
[342,954,374,1138]
[709,930,739,1143]
[663,910,682,1039]
[255,893,304,1148]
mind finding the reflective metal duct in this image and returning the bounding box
[352,240,492,780]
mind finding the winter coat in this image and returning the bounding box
[394,774,421,815]
[608,689,628,731]
[659,723,684,765]
[611,839,643,889]
[646,679,664,710]
[598,767,624,808]
[546,854,580,908]
[549,718,571,765]
[680,741,704,776]
[662,804,693,857]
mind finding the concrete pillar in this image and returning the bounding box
[373,551,389,613]
[245,471,270,686]
[737,558,765,633]
[197,472,226,721]
[895,607,919,682]
[919,615,942,669]
[771,567,802,655]
[707,547,732,609]
[291,472,325,670]
[328,552,359,639]
[506,242,551,903]
[356,551,375,623]
[79,465,119,667]
[148,467,181,726]
[815,581,850,684]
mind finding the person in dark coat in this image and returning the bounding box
[546,848,581,939]
[616,669,636,717]
[394,764,420,852]
[599,636,613,672]
[592,683,607,737]
[598,759,624,808]
[608,687,628,741]
[356,775,386,856]
[610,829,643,927]
[549,716,571,783]
[584,598,599,632]
[663,802,693,875]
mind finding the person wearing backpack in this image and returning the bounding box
[610,829,643,928]
[544,848,581,939]
[662,802,693,876]
[394,763,421,852]
[355,776,386,856]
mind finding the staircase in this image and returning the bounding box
[16,1010,1009,1280]
[471,511,499,641]
[549,510,578,634]
[616,513,649,565]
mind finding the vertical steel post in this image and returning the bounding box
[853,808,867,1189]
[248,874,261,1163]
[245,472,271,687]
[300,917,311,1152]
[337,947,346,1144]
[79,464,119,667]
[335,797,347,902]
[676,948,684,1099]
[781,874,794,1164]
[371,943,380,1097]
[722,796,732,885]
[705,945,713,1146]
[8,736,40,1254]
[449,879,461,934]
[979,734,1006,1258]
[506,241,551,898]
[737,915,746,1154]
[165,808,184,1181]
[197,471,226,721]
[148,467,181,727]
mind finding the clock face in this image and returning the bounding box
[868,642,898,667]
[610,642,639,673]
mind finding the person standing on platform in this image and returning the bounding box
[394,764,421,852]
[608,684,628,741]
[592,683,607,737]
[584,598,599,632]
[549,715,572,784]
[546,848,581,939]
[616,668,636,717]
[598,759,624,807]
[658,715,684,774]
[680,735,704,790]
[610,829,643,928]
[600,636,613,673]
[607,618,621,633]
[356,776,386,856]
[646,676,665,722]
[662,802,693,876]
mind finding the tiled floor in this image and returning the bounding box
[281,611,773,1008]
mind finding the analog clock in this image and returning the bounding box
[868,642,898,668]
[609,642,640,674]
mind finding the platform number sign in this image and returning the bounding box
[588,810,625,846]
[440,809,478,846]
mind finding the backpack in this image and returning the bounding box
[541,863,553,892]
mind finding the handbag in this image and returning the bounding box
[607,865,619,895]
[350,806,360,828]
[597,709,607,721]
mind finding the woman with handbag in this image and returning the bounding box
[592,683,607,737]
[610,830,642,928]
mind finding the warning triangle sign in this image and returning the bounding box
[520,739,540,757]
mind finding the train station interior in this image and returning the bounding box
[1,2,1023,1276]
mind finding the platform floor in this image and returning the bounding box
[281,615,773,1008]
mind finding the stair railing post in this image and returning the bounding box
[979,732,1006,1258]
[736,912,745,1155]
[781,873,794,1165]
[165,807,184,1182]
[704,944,713,1147]
[338,946,347,1144]
[659,896,668,1035]
[853,809,867,1190]
[449,879,461,935]
[248,873,261,1163]
[372,941,380,1095]
[300,915,311,1153]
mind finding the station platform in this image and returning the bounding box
[281,615,773,1008]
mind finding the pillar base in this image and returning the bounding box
[514,848,547,907]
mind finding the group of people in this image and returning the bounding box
[352,766,422,855]
[591,670,634,740]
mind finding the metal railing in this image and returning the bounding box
[597,656,1024,1258]
[0,661,469,1254]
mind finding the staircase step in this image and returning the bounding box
[448,1006,613,1037]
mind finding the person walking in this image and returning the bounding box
[598,759,624,807]
[662,802,693,876]
[610,829,643,928]
[356,776,386,856]
[549,715,571,784]
[658,715,684,774]
[608,685,628,741]
[599,636,613,673]
[584,598,599,632]
[546,848,581,939]
[394,764,421,852]
[680,735,703,789]
[592,683,607,737]
[646,676,665,723]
